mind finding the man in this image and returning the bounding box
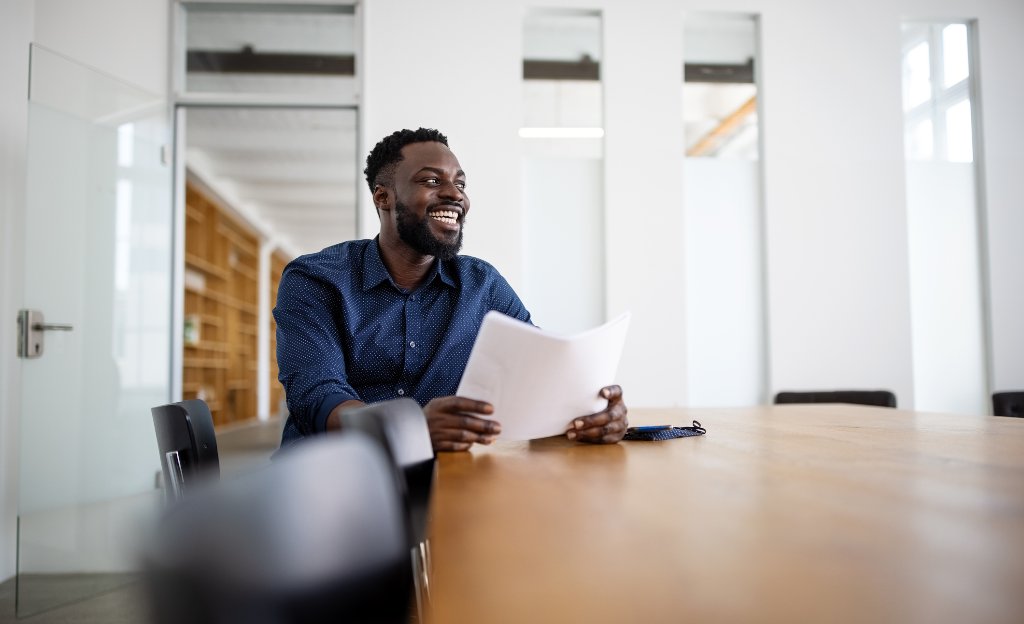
[274,128,627,451]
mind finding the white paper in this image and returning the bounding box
[456,311,631,441]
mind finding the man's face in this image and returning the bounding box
[387,142,469,260]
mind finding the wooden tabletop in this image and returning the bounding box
[426,405,1024,624]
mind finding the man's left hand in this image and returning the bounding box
[566,385,628,444]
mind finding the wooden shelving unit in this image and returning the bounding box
[269,251,290,418]
[183,180,260,428]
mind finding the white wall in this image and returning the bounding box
[360,0,526,288]
[906,162,986,415]
[760,2,917,404]
[974,1,1024,393]
[604,1,689,406]
[755,0,1023,407]
[685,159,765,406]
[523,157,605,334]
[32,0,170,97]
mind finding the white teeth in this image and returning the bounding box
[430,209,459,224]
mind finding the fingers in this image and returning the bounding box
[428,395,495,416]
[425,396,501,452]
[430,418,500,451]
[600,385,623,402]
[567,387,628,444]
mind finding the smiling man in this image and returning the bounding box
[274,128,627,452]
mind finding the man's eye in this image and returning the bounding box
[455,182,466,190]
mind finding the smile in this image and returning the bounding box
[429,209,460,225]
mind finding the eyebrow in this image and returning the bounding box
[415,166,466,178]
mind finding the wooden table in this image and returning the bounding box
[427,405,1024,624]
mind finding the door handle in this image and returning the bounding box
[33,322,73,331]
[18,309,73,359]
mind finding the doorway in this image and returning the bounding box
[178,105,359,428]
[172,0,361,427]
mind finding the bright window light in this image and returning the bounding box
[942,24,969,87]
[945,99,973,162]
[905,118,934,160]
[518,127,605,139]
[903,41,930,111]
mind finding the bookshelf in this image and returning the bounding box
[183,179,260,427]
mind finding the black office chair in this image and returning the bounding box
[993,392,1024,418]
[143,432,413,624]
[151,399,220,502]
[774,390,897,408]
[340,399,435,618]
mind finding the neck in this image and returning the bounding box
[377,231,435,291]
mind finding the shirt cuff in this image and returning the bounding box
[313,392,352,433]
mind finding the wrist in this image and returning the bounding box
[326,399,366,431]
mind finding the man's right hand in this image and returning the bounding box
[423,396,501,452]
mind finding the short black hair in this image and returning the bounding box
[364,128,449,192]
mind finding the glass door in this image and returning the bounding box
[17,45,173,616]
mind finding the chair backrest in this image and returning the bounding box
[993,392,1024,418]
[143,432,412,624]
[151,399,220,501]
[340,398,435,545]
[774,390,897,408]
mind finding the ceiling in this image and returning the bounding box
[185,107,359,256]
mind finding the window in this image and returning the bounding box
[901,20,987,415]
[902,22,974,162]
[683,13,759,159]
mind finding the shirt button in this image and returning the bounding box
[409,341,416,348]
[397,388,405,396]
[410,295,417,301]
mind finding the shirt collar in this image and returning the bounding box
[436,257,457,288]
[361,237,392,292]
[362,237,457,292]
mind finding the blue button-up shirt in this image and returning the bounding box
[274,237,531,446]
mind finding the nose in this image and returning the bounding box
[437,179,464,202]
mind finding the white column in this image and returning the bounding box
[759,2,915,403]
[361,0,526,288]
[257,240,272,420]
[603,0,688,406]
[974,0,1024,393]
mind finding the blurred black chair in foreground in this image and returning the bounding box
[774,390,897,408]
[993,392,1024,417]
[341,399,435,618]
[151,399,220,502]
[143,432,412,624]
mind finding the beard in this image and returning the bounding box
[395,200,463,261]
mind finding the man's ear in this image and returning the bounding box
[372,184,392,212]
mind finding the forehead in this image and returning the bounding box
[397,141,463,175]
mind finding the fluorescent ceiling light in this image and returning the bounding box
[518,127,605,139]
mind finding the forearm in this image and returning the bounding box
[275,266,359,435]
[325,399,367,431]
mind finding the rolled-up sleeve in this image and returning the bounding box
[274,264,360,435]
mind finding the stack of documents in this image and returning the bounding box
[456,311,631,441]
